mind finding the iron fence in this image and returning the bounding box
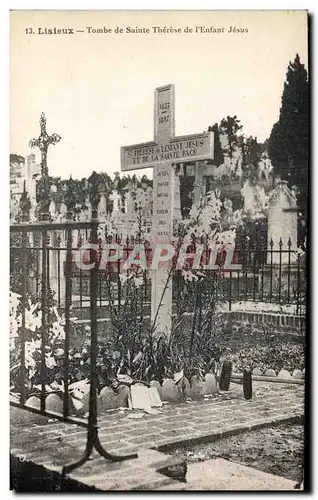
[10,218,306,471]
[11,229,306,321]
[10,218,138,475]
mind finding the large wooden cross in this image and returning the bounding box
[121,84,214,335]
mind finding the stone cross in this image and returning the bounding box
[121,84,214,335]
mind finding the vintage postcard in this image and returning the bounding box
[10,10,308,491]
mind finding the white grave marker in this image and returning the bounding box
[121,84,214,335]
[109,190,122,214]
[267,180,298,264]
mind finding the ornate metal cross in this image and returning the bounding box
[29,112,61,178]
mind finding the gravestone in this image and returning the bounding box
[292,369,303,379]
[49,229,66,305]
[278,369,292,379]
[161,378,179,402]
[49,199,56,219]
[59,201,67,221]
[267,180,297,264]
[124,189,134,214]
[85,198,92,220]
[204,373,218,394]
[98,193,107,218]
[193,161,206,207]
[109,190,122,214]
[262,180,299,300]
[121,84,214,336]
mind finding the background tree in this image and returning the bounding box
[268,54,308,214]
[242,136,264,183]
[208,123,224,166]
[10,154,25,165]
[219,115,243,158]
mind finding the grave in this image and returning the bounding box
[267,180,298,264]
[98,192,107,218]
[109,190,122,214]
[121,84,214,335]
[262,180,300,299]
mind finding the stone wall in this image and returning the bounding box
[225,310,305,335]
[67,307,304,350]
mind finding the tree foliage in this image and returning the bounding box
[10,154,25,165]
[219,115,243,158]
[208,123,224,166]
[268,54,308,210]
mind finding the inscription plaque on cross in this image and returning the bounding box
[121,84,214,335]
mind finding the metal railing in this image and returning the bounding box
[10,215,306,471]
[10,217,138,475]
[11,231,306,320]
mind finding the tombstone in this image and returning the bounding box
[278,369,292,379]
[73,229,79,248]
[29,175,38,221]
[98,193,107,218]
[124,189,135,215]
[49,230,66,306]
[109,190,122,214]
[45,393,63,413]
[121,84,214,336]
[267,180,297,264]
[190,375,205,399]
[204,373,218,394]
[161,378,179,402]
[78,208,87,222]
[187,162,219,213]
[241,179,255,213]
[99,385,129,411]
[262,180,299,299]
[49,199,56,219]
[85,198,92,220]
[292,369,304,379]
[265,368,276,377]
[59,201,67,221]
[193,161,206,207]
[252,367,263,376]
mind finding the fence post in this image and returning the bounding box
[296,252,301,316]
[244,237,249,300]
[63,181,76,420]
[19,185,30,405]
[278,237,283,303]
[287,237,292,303]
[269,238,273,302]
[243,369,253,400]
[40,228,47,412]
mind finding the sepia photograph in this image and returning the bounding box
[9,9,308,491]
